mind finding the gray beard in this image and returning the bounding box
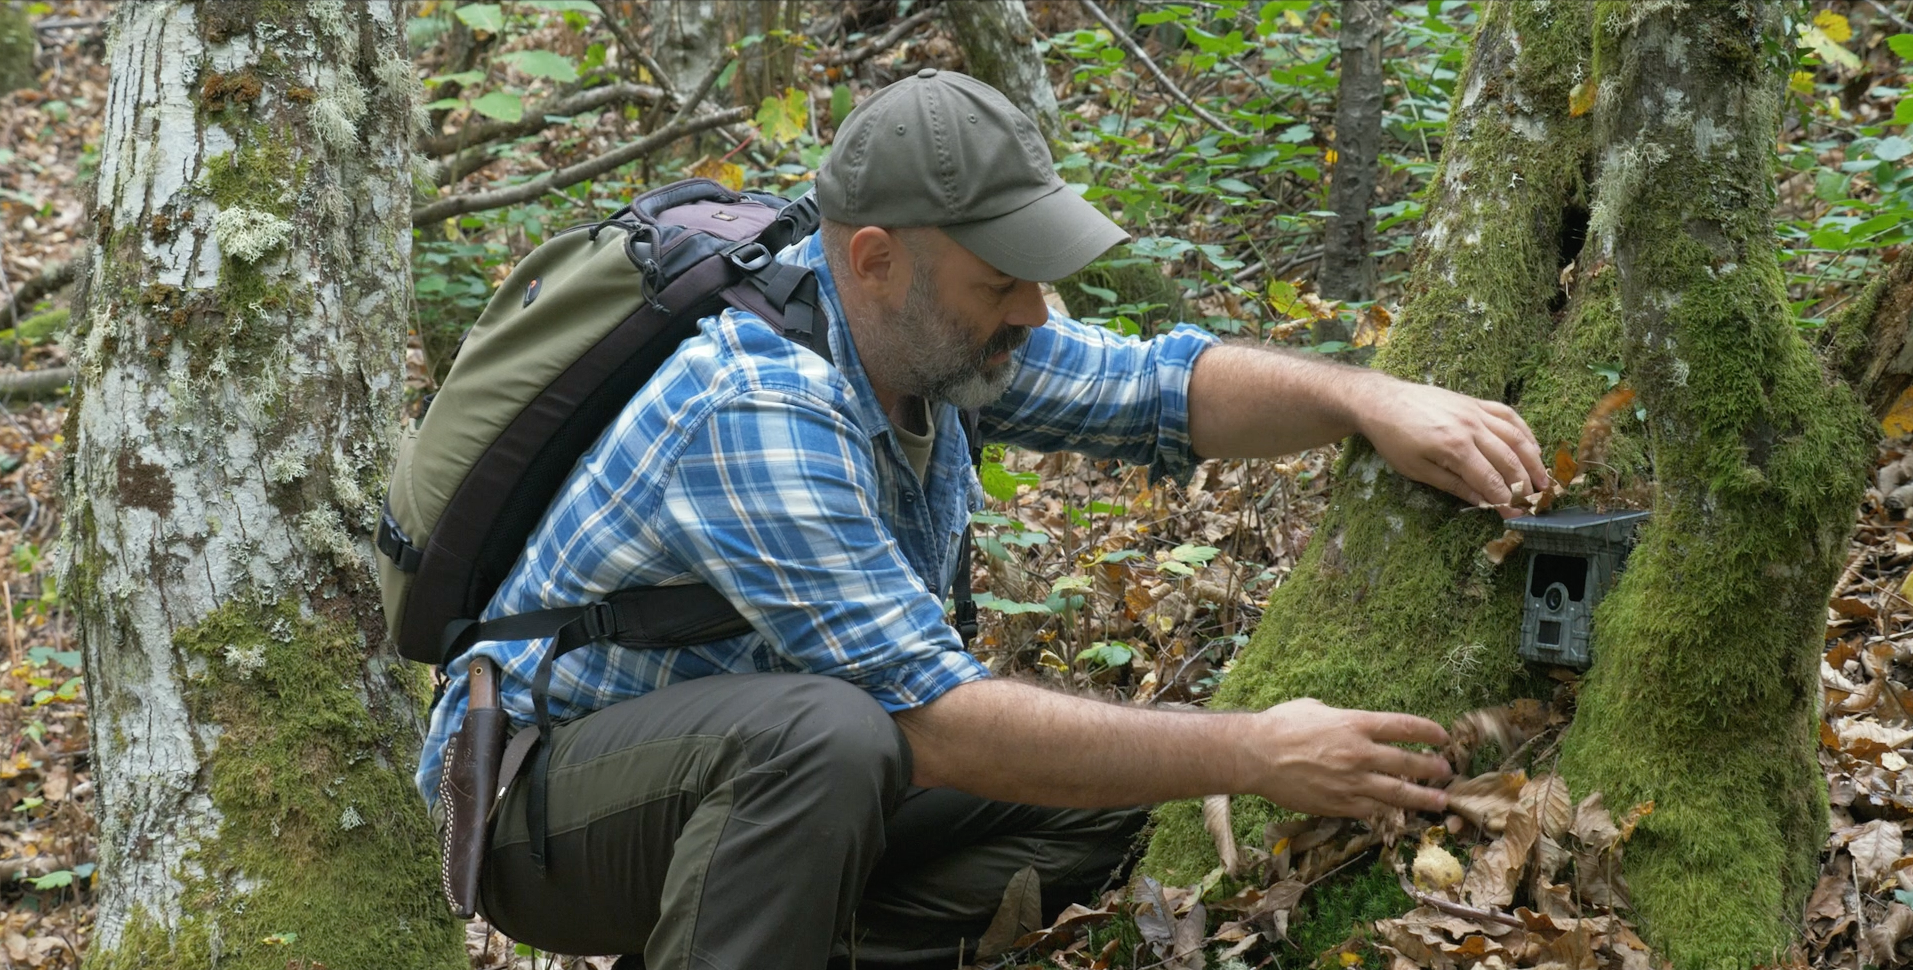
[885,268,1027,410]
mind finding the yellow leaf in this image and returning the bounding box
[1324,147,1338,166]
[1884,386,1913,436]
[1339,953,1363,968]
[1568,80,1594,117]
[1815,9,1852,43]
[691,157,745,192]
[1790,70,1815,96]
[1283,9,1305,28]
[418,0,438,14]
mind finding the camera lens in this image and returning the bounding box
[1544,584,1566,611]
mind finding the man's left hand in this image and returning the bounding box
[1358,381,1550,518]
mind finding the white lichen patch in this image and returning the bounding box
[311,72,368,152]
[1671,358,1690,387]
[297,507,359,563]
[340,805,365,831]
[1692,116,1733,157]
[265,446,309,485]
[1590,139,1671,247]
[1512,115,1547,142]
[212,207,292,263]
[222,642,267,679]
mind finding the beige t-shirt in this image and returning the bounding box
[893,399,936,483]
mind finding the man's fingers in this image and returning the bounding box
[1484,409,1551,489]
[1473,429,1530,506]
[1359,711,1449,747]
[1419,465,1488,509]
[1366,773,1448,814]
[1373,746,1453,782]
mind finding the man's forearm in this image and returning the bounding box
[1183,341,1550,511]
[892,678,1247,807]
[1185,343,1380,459]
[891,678,1453,817]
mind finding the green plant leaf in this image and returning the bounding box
[27,869,73,889]
[1889,33,1913,60]
[1876,135,1913,162]
[1798,24,1861,71]
[1079,641,1135,669]
[501,50,579,82]
[455,2,504,34]
[524,0,599,10]
[830,84,854,126]
[1170,543,1220,564]
[980,461,1039,503]
[471,91,525,122]
[755,86,809,143]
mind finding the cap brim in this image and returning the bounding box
[941,185,1129,283]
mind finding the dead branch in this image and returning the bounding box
[592,0,676,99]
[420,81,666,161]
[410,106,749,226]
[1394,871,1527,929]
[0,261,76,325]
[1079,0,1247,140]
[817,4,943,67]
[0,367,73,400]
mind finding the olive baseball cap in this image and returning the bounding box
[818,69,1128,282]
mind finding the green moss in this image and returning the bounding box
[0,3,34,96]
[1282,855,1413,969]
[86,599,463,970]
[1059,249,1188,335]
[1553,6,1871,967]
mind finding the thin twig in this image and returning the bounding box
[592,0,673,98]
[1079,0,1246,139]
[0,260,76,326]
[410,106,749,225]
[669,53,733,128]
[1394,871,1527,928]
[1868,0,1913,31]
[420,82,666,159]
[818,5,942,67]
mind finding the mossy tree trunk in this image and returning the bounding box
[1145,3,1872,967]
[65,3,463,968]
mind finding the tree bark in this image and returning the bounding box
[1317,0,1385,310]
[66,3,462,967]
[1144,4,1871,966]
[946,0,1060,144]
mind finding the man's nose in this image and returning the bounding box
[1006,279,1049,329]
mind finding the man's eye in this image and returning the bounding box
[991,281,1016,296]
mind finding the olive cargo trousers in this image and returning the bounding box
[478,673,1146,969]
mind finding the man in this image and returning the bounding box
[415,70,1548,968]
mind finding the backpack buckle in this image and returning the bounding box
[724,241,774,273]
[377,506,422,573]
[577,601,620,643]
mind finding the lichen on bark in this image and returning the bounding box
[1145,4,1871,966]
[69,3,458,967]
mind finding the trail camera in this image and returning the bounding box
[1505,508,1650,669]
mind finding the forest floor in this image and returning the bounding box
[7,2,1913,968]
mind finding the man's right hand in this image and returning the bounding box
[1244,698,1451,817]
[895,679,1451,817]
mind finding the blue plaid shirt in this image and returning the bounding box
[416,233,1219,806]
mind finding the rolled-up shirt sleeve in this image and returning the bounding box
[982,312,1219,481]
[649,385,990,712]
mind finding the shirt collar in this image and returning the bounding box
[793,232,892,442]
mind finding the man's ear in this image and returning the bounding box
[845,226,912,301]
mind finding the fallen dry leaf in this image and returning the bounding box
[1202,794,1241,876]
[1850,818,1905,888]
[976,864,1043,959]
[1448,771,1527,834]
[1463,797,1540,909]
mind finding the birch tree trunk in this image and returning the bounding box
[1145,4,1871,966]
[65,3,463,967]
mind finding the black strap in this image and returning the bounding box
[954,409,983,647]
[376,505,422,573]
